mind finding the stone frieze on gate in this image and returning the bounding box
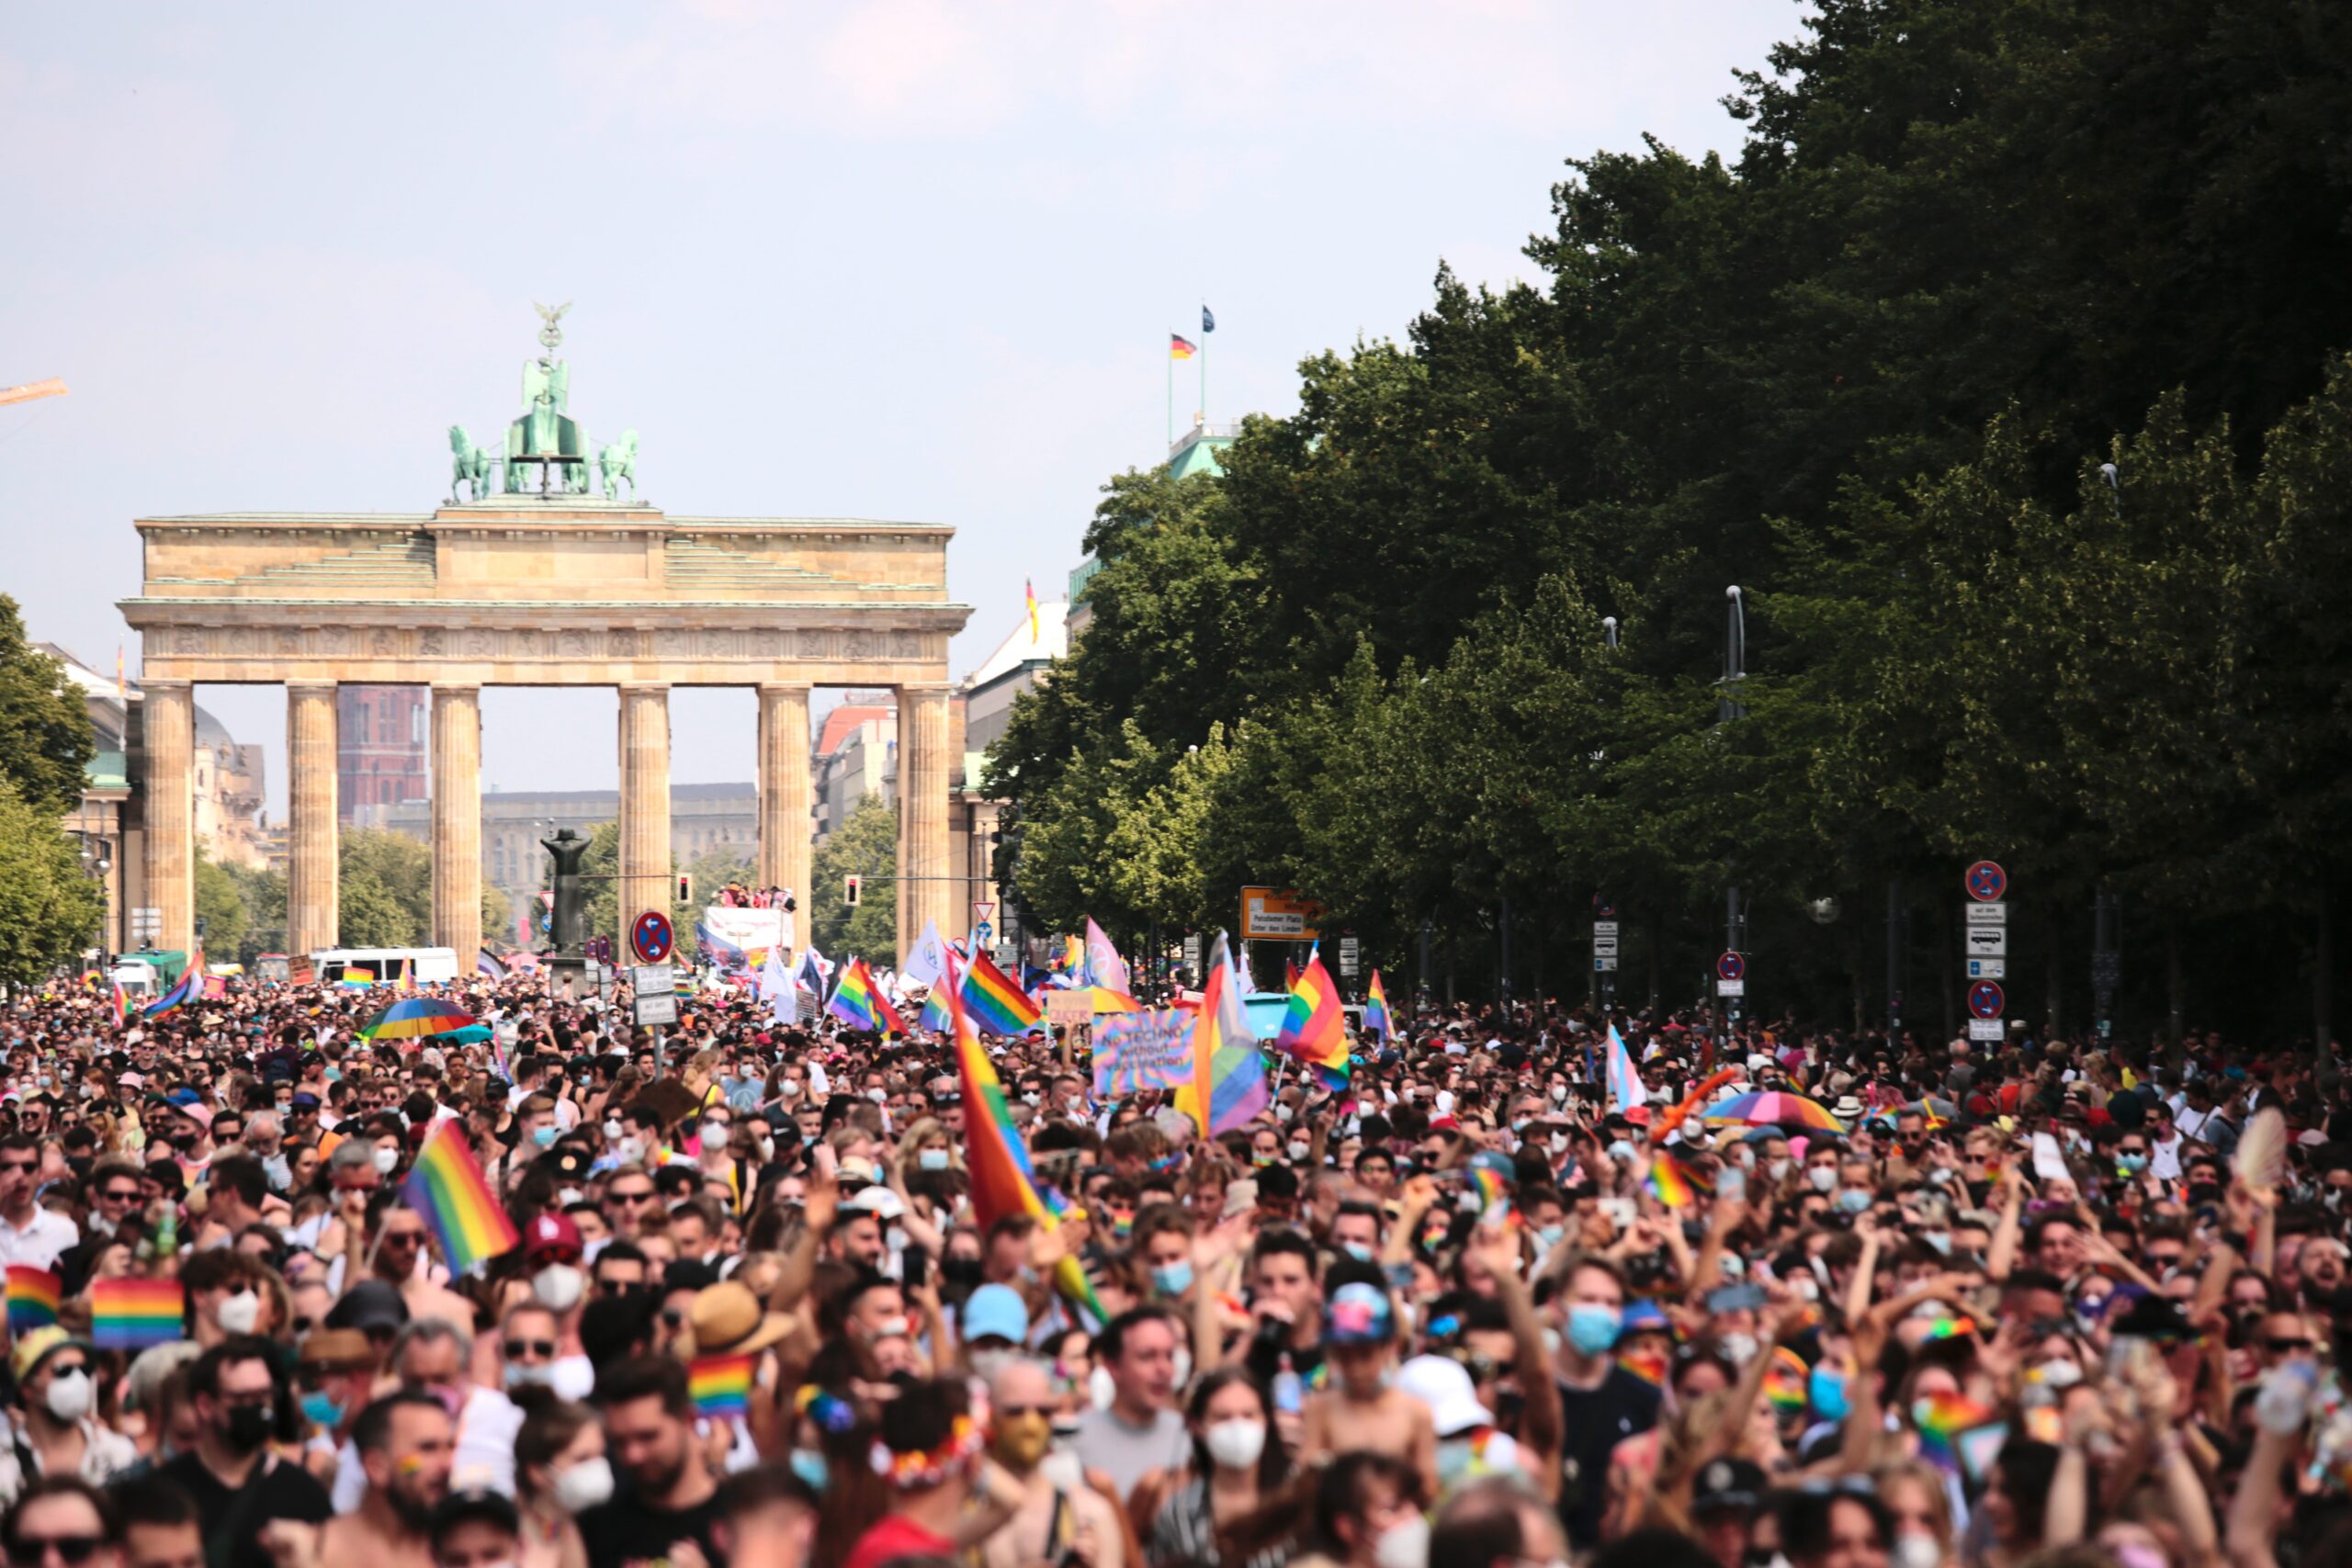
[126,613,957,686]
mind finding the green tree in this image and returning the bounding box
[0,781,102,982]
[223,863,287,964]
[192,840,249,961]
[0,597,95,818]
[811,794,899,959]
[338,828,430,947]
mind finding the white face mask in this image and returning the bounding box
[603,1120,624,1141]
[533,1263,585,1313]
[215,1290,262,1335]
[1204,1417,1267,1471]
[42,1370,91,1423]
[371,1146,400,1176]
[1892,1535,1941,1568]
[551,1455,615,1513]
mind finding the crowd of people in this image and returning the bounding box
[0,966,2343,1568]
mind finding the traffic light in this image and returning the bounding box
[676,873,694,905]
[844,874,862,908]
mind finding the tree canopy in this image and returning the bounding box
[987,0,2352,1043]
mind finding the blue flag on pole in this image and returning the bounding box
[1201,305,1216,333]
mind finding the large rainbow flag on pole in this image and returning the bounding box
[827,958,906,1035]
[960,950,1044,1038]
[945,951,1105,1322]
[1273,951,1351,1090]
[400,1121,521,1274]
[142,943,204,1017]
[1362,969,1393,1043]
[1173,932,1271,1136]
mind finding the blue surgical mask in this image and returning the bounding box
[300,1391,345,1428]
[2118,1154,2149,1175]
[1536,1224,1566,1252]
[532,1125,557,1148]
[1808,1363,1849,1422]
[1566,1303,1622,1356]
[919,1148,951,1171]
[1151,1260,1194,1298]
[788,1447,829,1495]
[1838,1189,1871,1214]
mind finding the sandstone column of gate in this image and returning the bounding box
[141,682,196,953]
[758,683,814,951]
[617,684,672,953]
[286,682,341,955]
[896,683,955,958]
[430,685,482,964]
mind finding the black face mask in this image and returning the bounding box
[221,1404,274,1453]
[940,1256,984,1290]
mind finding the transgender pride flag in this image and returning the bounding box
[1606,1023,1645,1117]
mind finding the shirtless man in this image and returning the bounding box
[266,1392,453,1568]
[1301,1280,1437,1502]
[366,1200,477,1329]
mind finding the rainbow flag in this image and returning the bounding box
[400,1121,520,1274]
[827,959,905,1036]
[1645,1151,1710,1209]
[1274,952,1350,1090]
[108,980,131,1030]
[1025,578,1040,645]
[944,950,1105,1323]
[689,1353,755,1420]
[918,985,953,1033]
[960,950,1043,1038]
[91,1278,183,1349]
[1363,969,1392,1043]
[1913,1391,1996,1472]
[6,1267,59,1334]
[1172,932,1271,1137]
[143,942,205,1017]
[336,968,376,989]
[1763,1347,1809,1414]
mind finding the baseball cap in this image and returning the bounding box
[959,1285,1028,1346]
[1693,1458,1768,1515]
[840,1186,906,1220]
[325,1280,410,1334]
[523,1211,582,1262]
[1324,1282,1396,1347]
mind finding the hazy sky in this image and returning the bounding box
[1,1,1797,816]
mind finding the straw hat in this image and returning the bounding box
[673,1280,791,1359]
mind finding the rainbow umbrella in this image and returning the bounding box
[1702,1090,1846,1134]
[360,996,492,1045]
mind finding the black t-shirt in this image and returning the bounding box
[580,1486,728,1568]
[1555,1365,1661,1551]
[151,1450,332,1568]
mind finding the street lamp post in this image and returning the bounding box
[1719,587,1747,1048]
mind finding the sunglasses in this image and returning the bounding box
[6,1537,105,1568]
[2265,1337,2315,1354]
[503,1339,557,1359]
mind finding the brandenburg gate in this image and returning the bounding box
[119,309,970,964]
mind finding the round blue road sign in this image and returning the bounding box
[1967,980,2005,1019]
[1717,951,1746,982]
[1964,860,2007,902]
[629,909,675,966]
